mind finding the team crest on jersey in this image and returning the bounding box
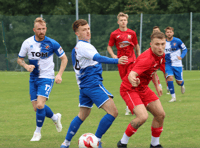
[160,58,163,64]
[173,43,176,46]
[128,35,131,39]
[58,47,64,54]
[45,44,50,50]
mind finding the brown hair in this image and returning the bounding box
[165,26,174,32]
[72,19,88,32]
[34,17,46,26]
[153,26,160,30]
[117,12,128,20]
[151,32,165,41]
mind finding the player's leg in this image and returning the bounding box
[173,66,185,94]
[166,64,176,102]
[117,90,148,147]
[60,107,91,148]
[147,99,165,148]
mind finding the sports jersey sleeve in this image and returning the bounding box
[80,44,98,60]
[108,32,115,47]
[93,53,118,64]
[132,32,138,46]
[53,40,65,58]
[178,40,187,59]
[18,40,28,58]
[132,56,152,75]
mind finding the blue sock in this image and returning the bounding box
[65,116,83,141]
[36,108,46,127]
[95,114,115,139]
[178,81,184,86]
[45,105,53,118]
[168,81,175,94]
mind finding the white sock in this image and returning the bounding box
[51,114,58,121]
[121,133,130,144]
[151,136,160,146]
[35,126,42,133]
[64,139,70,146]
[171,93,176,98]
[97,138,101,142]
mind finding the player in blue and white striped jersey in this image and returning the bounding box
[60,19,128,148]
[17,17,68,141]
[164,26,187,102]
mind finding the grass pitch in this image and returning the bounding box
[0,71,199,148]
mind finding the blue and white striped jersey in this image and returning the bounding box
[165,37,187,67]
[18,35,65,79]
[72,40,103,88]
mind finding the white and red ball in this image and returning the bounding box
[78,133,99,148]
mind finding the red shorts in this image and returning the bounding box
[120,86,159,114]
[118,62,134,80]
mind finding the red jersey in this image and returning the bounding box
[121,48,165,91]
[108,28,138,64]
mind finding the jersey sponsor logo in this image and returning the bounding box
[160,58,163,64]
[119,41,130,48]
[31,52,48,57]
[117,35,120,38]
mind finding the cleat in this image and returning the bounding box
[54,113,62,132]
[181,85,185,94]
[60,142,69,148]
[125,108,132,115]
[30,132,41,141]
[117,140,127,148]
[169,97,176,102]
[98,141,102,148]
[150,144,163,148]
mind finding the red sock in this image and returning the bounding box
[125,123,137,137]
[151,126,163,137]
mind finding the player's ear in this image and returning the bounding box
[75,31,79,37]
[33,28,35,33]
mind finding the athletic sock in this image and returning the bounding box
[65,116,83,141]
[167,81,175,96]
[95,114,115,139]
[151,126,163,146]
[35,126,42,133]
[125,123,137,137]
[36,108,46,127]
[44,105,54,118]
[121,133,130,144]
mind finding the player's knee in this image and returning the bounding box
[110,108,118,118]
[176,80,182,85]
[139,113,148,124]
[36,103,45,109]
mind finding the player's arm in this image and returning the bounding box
[152,72,162,97]
[55,54,68,84]
[134,44,141,57]
[178,41,187,60]
[93,53,128,64]
[17,57,35,72]
[107,45,118,59]
[128,71,140,87]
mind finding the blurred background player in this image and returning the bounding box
[60,19,128,148]
[17,17,68,141]
[164,26,187,102]
[107,12,140,115]
[152,26,169,94]
[117,31,166,148]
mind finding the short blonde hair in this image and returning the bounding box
[165,26,174,32]
[117,12,128,20]
[34,17,46,26]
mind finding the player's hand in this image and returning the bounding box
[128,72,140,87]
[25,65,35,72]
[118,56,128,65]
[157,86,163,97]
[55,74,62,84]
[177,56,182,60]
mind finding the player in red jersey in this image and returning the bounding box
[117,32,166,148]
[107,12,140,115]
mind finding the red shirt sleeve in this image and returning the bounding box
[108,32,115,47]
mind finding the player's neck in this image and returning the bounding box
[119,27,127,32]
[167,37,173,41]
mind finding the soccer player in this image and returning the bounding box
[17,17,68,141]
[107,12,140,115]
[152,26,169,94]
[117,32,166,148]
[165,26,187,102]
[60,19,128,148]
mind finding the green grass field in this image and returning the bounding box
[0,71,199,148]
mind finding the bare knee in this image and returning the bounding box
[36,103,45,109]
[138,113,148,124]
[155,111,165,123]
[110,108,118,118]
[176,80,182,85]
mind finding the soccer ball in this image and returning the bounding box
[78,133,99,148]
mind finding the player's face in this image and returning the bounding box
[118,17,128,28]
[33,22,47,41]
[76,24,91,42]
[165,29,174,40]
[151,38,166,56]
[153,28,160,33]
